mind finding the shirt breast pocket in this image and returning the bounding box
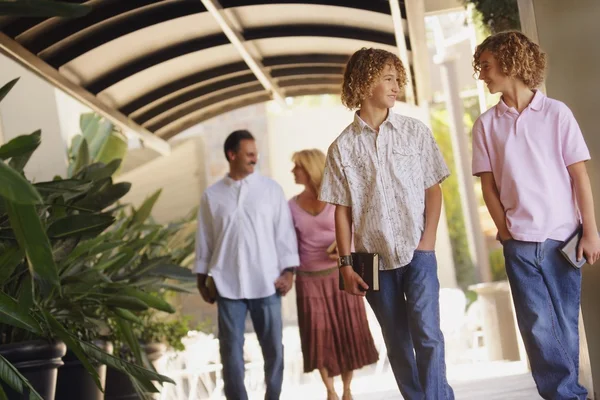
[341,155,371,192]
[392,147,421,182]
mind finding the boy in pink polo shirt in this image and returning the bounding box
[471,31,600,400]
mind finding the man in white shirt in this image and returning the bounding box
[195,130,299,400]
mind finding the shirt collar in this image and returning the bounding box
[224,171,259,186]
[353,109,399,133]
[496,89,545,117]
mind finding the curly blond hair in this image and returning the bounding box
[473,31,547,89]
[341,48,407,109]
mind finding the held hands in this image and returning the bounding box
[274,270,294,296]
[577,232,600,265]
[340,265,368,296]
[327,240,339,260]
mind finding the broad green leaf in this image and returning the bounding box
[72,139,90,176]
[17,273,34,311]
[0,161,42,205]
[148,264,195,281]
[4,200,60,288]
[87,120,113,160]
[119,256,170,281]
[94,250,134,273]
[47,213,115,239]
[105,296,148,311]
[114,317,145,371]
[0,78,18,104]
[110,308,141,324]
[0,291,41,334]
[132,190,162,225]
[119,288,175,313]
[96,131,127,168]
[0,354,43,400]
[79,338,173,391]
[78,160,121,181]
[52,237,80,263]
[35,179,93,195]
[0,0,91,17]
[0,131,41,161]
[41,311,102,390]
[0,246,23,282]
[75,182,131,211]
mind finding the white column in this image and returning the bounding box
[0,54,68,180]
[436,55,491,283]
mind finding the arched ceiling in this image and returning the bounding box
[0,0,419,151]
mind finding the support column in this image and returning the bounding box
[521,0,600,396]
[436,55,491,283]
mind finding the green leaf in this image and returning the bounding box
[132,190,162,225]
[94,250,134,273]
[96,131,127,168]
[105,296,148,311]
[41,311,102,390]
[154,283,196,294]
[87,119,113,160]
[79,160,121,181]
[0,0,92,17]
[0,160,43,205]
[17,273,34,311]
[0,246,23,282]
[114,317,145,370]
[4,200,60,288]
[0,78,18,104]
[0,131,41,161]
[0,354,43,400]
[119,288,175,313]
[148,264,195,281]
[0,291,41,334]
[78,339,173,392]
[75,182,131,211]
[110,308,141,324]
[47,213,115,239]
[72,138,90,176]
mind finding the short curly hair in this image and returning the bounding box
[473,31,547,89]
[341,48,407,110]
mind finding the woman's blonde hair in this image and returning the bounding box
[473,31,547,89]
[292,149,326,193]
[341,47,407,110]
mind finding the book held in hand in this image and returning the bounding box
[339,252,380,292]
[559,226,599,269]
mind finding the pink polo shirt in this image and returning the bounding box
[472,90,591,242]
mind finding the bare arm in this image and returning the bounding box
[568,161,600,264]
[417,184,443,250]
[480,172,512,242]
[335,205,368,295]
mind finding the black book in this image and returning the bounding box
[339,253,380,291]
[559,226,599,269]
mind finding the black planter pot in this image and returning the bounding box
[0,340,66,400]
[55,340,113,400]
[104,343,166,400]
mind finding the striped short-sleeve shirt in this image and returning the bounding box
[319,110,449,269]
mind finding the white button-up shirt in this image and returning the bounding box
[195,172,300,299]
[319,111,449,269]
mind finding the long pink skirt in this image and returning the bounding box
[295,268,379,376]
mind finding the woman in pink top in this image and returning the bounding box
[289,149,378,400]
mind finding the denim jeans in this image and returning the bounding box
[366,250,454,400]
[217,293,284,400]
[503,239,588,400]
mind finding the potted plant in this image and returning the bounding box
[0,79,175,400]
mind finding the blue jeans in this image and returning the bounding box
[503,239,587,400]
[217,293,284,400]
[366,250,454,400]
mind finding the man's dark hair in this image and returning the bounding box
[223,130,255,161]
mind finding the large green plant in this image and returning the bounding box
[0,79,174,399]
[463,0,521,34]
